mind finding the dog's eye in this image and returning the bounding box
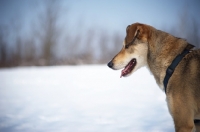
[125,45,129,49]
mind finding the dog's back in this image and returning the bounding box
[173,49,200,112]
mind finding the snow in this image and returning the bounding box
[0,65,174,132]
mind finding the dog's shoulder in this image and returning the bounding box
[178,48,200,79]
[185,49,200,60]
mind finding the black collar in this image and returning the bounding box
[163,44,194,93]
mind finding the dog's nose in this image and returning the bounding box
[107,61,113,68]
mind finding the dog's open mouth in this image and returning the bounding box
[120,58,137,78]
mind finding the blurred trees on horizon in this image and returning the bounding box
[0,1,199,68]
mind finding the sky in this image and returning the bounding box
[0,0,200,36]
[67,0,200,31]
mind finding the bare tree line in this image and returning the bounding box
[0,0,123,68]
[0,1,199,68]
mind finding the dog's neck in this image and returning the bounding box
[146,29,188,90]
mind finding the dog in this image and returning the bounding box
[107,23,200,132]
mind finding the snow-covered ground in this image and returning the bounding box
[0,65,174,132]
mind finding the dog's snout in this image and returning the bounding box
[107,61,113,68]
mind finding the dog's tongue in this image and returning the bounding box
[120,59,136,78]
[120,65,131,78]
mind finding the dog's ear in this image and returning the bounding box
[126,24,139,43]
[126,23,150,43]
[126,25,131,34]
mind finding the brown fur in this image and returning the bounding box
[108,23,200,132]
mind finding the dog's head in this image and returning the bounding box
[107,23,150,77]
